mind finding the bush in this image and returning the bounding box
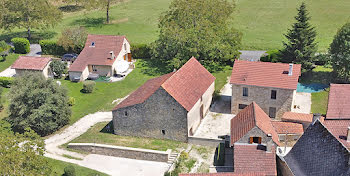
[314,53,330,66]
[131,43,151,59]
[11,38,30,54]
[63,165,76,176]
[260,49,282,63]
[68,97,75,106]
[0,40,10,53]
[50,60,67,78]
[39,40,66,56]
[82,81,95,93]
[0,77,13,88]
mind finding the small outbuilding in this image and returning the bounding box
[11,56,53,78]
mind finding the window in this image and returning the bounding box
[269,107,276,118]
[92,65,97,72]
[124,43,127,51]
[271,90,277,99]
[239,104,248,109]
[243,87,248,97]
[124,111,128,116]
[161,130,166,135]
[249,137,262,144]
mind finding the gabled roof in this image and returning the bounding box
[271,121,304,134]
[234,144,277,175]
[230,102,280,146]
[282,112,313,123]
[113,57,215,111]
[327,84,350,119]
[113,72,174,110]
[323,120,350,148]
[230,60,301,90]
[162,57,216,111]
[69,34,127,72]
[11,56,51,70]
[284,120,350,176]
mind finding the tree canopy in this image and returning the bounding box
[0,0,62,40]
[330,22,350,82]
[50,60,67,78]
[7,72,71,136]
[151,0,241,72]
[280,2,317,71]
[0,121,51,175]
[57,27,88,54]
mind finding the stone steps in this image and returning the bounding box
[167,152,179,166]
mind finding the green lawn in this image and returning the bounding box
[212,66,232,94]
[47,157,107,176]
[0,54,20,72]
[68,122,187,151]
[1,0,349,51]
[311,88,329,115]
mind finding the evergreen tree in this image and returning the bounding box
[280,2,317,71]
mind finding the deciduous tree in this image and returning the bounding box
[151,0,241,72]
[329,22,350,82]
[0,0,62,41]
[57,27,88,53]
[7,72,71,136]
[280,2,317,71]
[50,60,67,78]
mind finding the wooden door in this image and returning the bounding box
[128,53,132,62]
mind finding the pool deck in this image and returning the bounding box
[292,92,311,114]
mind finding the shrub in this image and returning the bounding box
[68,97,75,106]
[63,165,76,176]
[50,60,67,78]
[39,40,66,56]
[314,53,330,66]
[0,77,13,88]
[131,43,151,59]
[82,81,96,93]
[260,49,282,63]
[0,40,10,53]
[11,38,30,54]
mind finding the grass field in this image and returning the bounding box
[1,0,349,51]
[47,157,107,176]
[0,54,20,72]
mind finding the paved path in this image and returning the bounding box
[291,92,311,114]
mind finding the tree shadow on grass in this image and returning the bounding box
[299,70,336,85]
[59,5,84,13]
[138,59,172,76]
[100,121,114,134]
[71,17,109,28]
[0,31,57,43]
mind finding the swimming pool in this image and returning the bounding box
[297,83,328,93]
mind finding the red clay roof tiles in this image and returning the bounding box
[271,121,304,134]
[323,119,350,148]
[230,102,280,146]
[281,112,314,123]
[230,60,301,90]
[234,144,277,176]
[11,56,51,70]
[179,173,267,176]
[326,84,350,119]
[69,34,127,72]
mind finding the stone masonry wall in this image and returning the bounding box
[231,84,294,120]
[113,87,188,142]
[236,126,272,144]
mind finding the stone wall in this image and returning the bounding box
[188,136,224,147]
[68,143,171,162]
[113,87,189,142]
[231,84,294,120]
[236,126,272,144]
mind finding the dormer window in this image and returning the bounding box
[90,42,95,47]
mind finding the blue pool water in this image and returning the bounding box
[297,83,328,93]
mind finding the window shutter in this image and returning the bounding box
[249,137,253,144]
[258,137,262,144]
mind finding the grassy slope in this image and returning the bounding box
[47,157,107,176]
[0,54,20,72]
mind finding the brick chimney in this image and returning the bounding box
[288,63,293,76]
[312,113,321,123]
[347,126,350,142]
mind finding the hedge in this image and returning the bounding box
[131,43,151,59]
[11,38,30,54]
[39,40,66,56]
[0,77,13,88]
[260,49,282,63]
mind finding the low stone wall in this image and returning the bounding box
[68,143,171,162]
[188,137,225,147]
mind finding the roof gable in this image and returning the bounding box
[327,84,350,119]
[284,120,350,176]
[69,34,127,72]
[230,60,301,90]
[161,57,216,111]
[230,102,280,146]
[11,56,51,70]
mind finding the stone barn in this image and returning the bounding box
[112,57,215,142]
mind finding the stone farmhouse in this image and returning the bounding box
[68,34,132,82]
[112,57,215,142]
[11,56,53,78]
[230,60,301,119]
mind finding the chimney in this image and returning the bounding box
[266,134,273,153]
[347,126,350,142]
[312,113,321,123]
[288,63,293,76]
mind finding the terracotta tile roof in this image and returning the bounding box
[323,120,350,148]
[179,173,266,176]
[230,102,280,146]
[162,57,216,111]
[69,34,127,72]
[230,60,301,90]
[281,112,313,123]
[113,72,174,110]
[271,121,304,134]
[234,144,277,176]
[327,84,350,119]
[11,56,51,70]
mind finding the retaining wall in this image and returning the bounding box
[188,136,225,147]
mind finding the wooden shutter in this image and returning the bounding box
[128,53,132,62]
[124,55,126,60]
[258,137,262,144]
[249,137,253,144]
